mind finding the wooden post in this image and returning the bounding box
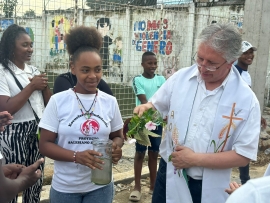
[242,0,270,111]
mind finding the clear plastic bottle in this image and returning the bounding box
[264,148,270,155]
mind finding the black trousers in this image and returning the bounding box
[188,176,202,203]
[239,163,250,184]
[152,158,167,203]
[152,158,203,203]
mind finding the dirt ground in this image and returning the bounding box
[113,152,270,203]
[19,150,270,203]
[20,136,270,203]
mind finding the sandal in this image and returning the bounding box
[129,190,141,202]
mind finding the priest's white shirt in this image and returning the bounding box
[184,69,228,179]
[150,64,261,203]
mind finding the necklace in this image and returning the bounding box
[73,87,98,120]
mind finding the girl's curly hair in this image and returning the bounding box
[0,24,28,69]
[65,26,103,62]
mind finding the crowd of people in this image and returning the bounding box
[0,21,269,203]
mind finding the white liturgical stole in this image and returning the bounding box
[160,65,258,203]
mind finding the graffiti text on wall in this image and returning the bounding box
[132,19,172,55]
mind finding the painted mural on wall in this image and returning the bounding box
[25,27,34,42]
[97,17,113,72]
[49,16,72,56]
[162,56,179,79]
[131,18,180,79]
[0,20,34,46]
[0,19,14,39]
[97,17,123,81]
[211,14,243,34]
[161,31,183,79]
[132,19,173,55]
[0,19,14,31]
[230,14,243,33]
[113,36,123,65]
[112,36,123,81]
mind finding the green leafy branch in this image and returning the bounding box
[126,108,164,146]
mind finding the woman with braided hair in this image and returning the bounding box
[39,26,124,203]
[0,24,52,203]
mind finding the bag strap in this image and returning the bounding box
[6,65,40,123]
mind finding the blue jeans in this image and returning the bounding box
[50,182,114,203]
[152,158,166,203]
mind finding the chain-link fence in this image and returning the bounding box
[1,0,262,118]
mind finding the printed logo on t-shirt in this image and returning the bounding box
[69,113,108,128]
[80,118,100,136]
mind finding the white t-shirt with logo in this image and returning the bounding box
[0,62,45,123]
[39,89,123,193]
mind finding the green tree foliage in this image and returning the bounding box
[3,0,17,18]
[24,9,36,18]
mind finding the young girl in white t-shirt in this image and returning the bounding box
[39,26,124,203]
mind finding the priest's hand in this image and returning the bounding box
[133,102,155,117]
[171,146,196,169]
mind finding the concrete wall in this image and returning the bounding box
[7,3,247,85]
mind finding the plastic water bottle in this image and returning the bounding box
[264,148,270,155]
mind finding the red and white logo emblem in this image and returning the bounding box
[80,119,100,136]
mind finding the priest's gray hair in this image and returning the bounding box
[197,23,242,63]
